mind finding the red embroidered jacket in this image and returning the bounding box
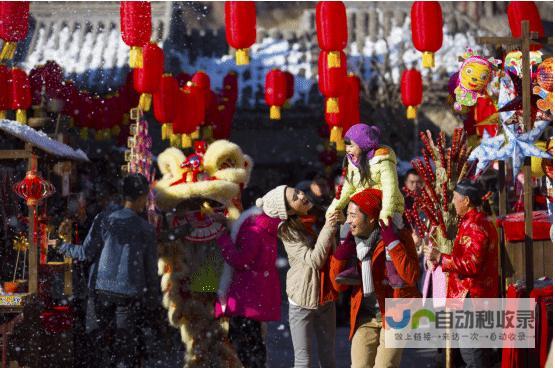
[441,208,499,299]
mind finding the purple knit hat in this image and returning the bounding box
[344,124,381,162]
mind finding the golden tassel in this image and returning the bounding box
[327,51,341,68]
[129,46,143,68]
[326,98,339,114]
[102,129,112,140]
[138,93,152,111]
[422,52,435,69]
[161,123,169,140]
[336,139,346,152]
[111,125,121,137]
[181,134,192,148]
[0,110,6,119]
[270,105,281,120]
[202,125,213,140]
[235,48,250,65]
[15,109,27,124]
[79,128,89,141]
[169,133,180,147]
[406,106,417,119]
[0,42,17,60]
[330,126,343,144]
[190,129,200,140]
[94,130,103,141]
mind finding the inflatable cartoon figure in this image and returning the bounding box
[155,140,252,367]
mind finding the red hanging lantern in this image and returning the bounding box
[172,82,205,148]
[0,65,10,119]
[0,1,29,60]
[284,71,295,103]
[225,1,256,66]
[315,1,347,68]
[13,170,55,206]
[265,69,287,120]
[401,69,423,119]
[324,103,345,151]
[133,42,164,111]
[120,1,151,68]
[222,71,238,104]
[191,70,211,92]
[507,1,544,51]
[318,50,347,114]
[29,66,45,107]
[343,73,360,133]
[153,74,179,140]
[176,72,192,88]
[411,1,443,69]
[10,68,31,124]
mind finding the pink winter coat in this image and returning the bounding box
[214,209,282,321]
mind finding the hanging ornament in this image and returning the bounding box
[0,65,9,119]
[507,1,544,51]
[315,1,347,69]
[265,69,287,120]
[225,1,256,66]
[401,69,423,119]
[222,71,238,104]
[284,71,295,106]
[0,1,29,60]
[411,1,443,68]
[343,73,360,133]
[120,1,152,68]
[318,50,347,114]
[13,169,55,206]
[10,68,31,124]
[154,74,179,141]
[172,82,205,148]
[133,42,164,111]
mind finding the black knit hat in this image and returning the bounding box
[123,173,149,201]
[454,179,483,207]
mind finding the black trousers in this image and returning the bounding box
[228,316,267,368]
[93,291,144,368]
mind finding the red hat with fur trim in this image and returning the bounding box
[350,188,382,219]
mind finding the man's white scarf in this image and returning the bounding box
[355,228,380,297]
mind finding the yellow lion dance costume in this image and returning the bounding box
[155,140,252,367]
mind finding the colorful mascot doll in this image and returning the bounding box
[534,57,553,113]
[155,140,253,368]
[453,49,501,112]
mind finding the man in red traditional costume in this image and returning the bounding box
[424,179,499,367]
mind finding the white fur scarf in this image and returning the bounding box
[217,206,264,311]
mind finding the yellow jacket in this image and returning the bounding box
[327,145,405,221]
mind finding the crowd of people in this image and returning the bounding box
[52,123,501,368]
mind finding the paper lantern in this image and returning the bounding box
[343,74,360,132]
[13,170,55,206]
[318,50,347,114]
[172,82,205,148]
[401,69,423,119]
[225,1,256,65]
[120,1,151,68]
[0,1,29,60]
[284,71,295,102]
[315,1,347,68]
[222,71,238,104]
[153,74,178,140]
[411,1,443,68]
[10,68,31,124]
[133,42,164,111]
[0,65,10,119]
[507,1,544,51]
[265,69,287,120]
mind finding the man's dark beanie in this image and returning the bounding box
[454,179,483,207]
[123,173,149,201]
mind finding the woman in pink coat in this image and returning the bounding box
[214,185,289,368]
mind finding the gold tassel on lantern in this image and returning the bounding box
[422,52,435,68]
[111,125,121,137]
[170,133,180,147]
[330,125,345,152]
[138,93,152,111]
[235,48,250,65]
[181,134,192,148]
[129,46,143,68]
[0,110,6,119]
[15,109,27,124]
[161,123,173,140]
[327,51,341,68]
[202,125,213,141]
[79,128,89,141]
[270,105,281,120]
[406,106,417,119]
[0,42,17,60]
[326,98,339,113]
[190,129,200,140]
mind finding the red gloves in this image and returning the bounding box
[379,217,399,246]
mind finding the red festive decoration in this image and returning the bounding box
[13,170,55,206]
[265,69,287,120]
[192,71,211,91]
[222,71,238,104]
[120,1,151,68]
[133,42,164,111]
[315,1,347,68]
[507,1,545,51]
[411,1,443,68]
[154,74,179,140]
[463,96,498,138]
[176,72,192,88]
[401,69,423,119]
[284,71,295,103]
[225,1,256,65]
[318,50,346,114]
[172,82,205,148]
[0,1,29,60]
[0,65,9,119]
[343,74,360,133]
[10,68,31,124]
